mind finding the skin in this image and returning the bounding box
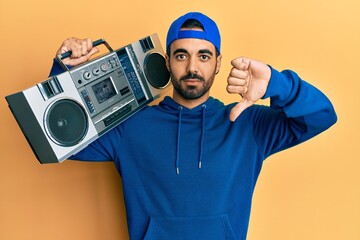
[165,37,221,109]
[56,37,99,66]
[55,34,271,121]
[227,57,271,121]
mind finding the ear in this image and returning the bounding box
[215,54,222,74]
[165,53,170,72]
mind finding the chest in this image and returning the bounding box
[119,113,263,184]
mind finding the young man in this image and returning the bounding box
[50,12,336,240]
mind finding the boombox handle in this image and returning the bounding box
[55,39,113,71]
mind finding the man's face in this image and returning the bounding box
[166,37,221,101]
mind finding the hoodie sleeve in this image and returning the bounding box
[69,124,123,162]
[247,66,337,158]
[48,59,67,77]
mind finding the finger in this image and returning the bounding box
[88,46,99,56]
[226,85,247,94]
[85,38,93,52]
[84,46,99,60]
[229,99,253,122]
[63,38,80,58]
[63,46,99,66]
[63,56,87,66]
[56,38,73,56]
[62,38,86,58]
[80,38,93,56]
[80,39,89,56]
[227,76,247,86]
[229,67,249,80]
[231,57,250,71]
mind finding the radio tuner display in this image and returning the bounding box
[91,77,117,104]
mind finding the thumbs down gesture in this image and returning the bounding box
[227,57,271,122]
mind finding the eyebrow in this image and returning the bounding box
[198,49,214,56]
[172,48,214,56]
[173,48,188,55]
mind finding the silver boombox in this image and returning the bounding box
[6,34,171,164]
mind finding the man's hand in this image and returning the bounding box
[56,37,99,66]
[226,57,271,122]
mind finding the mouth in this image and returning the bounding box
[180,73,205,82]
[183,78,202,82]
[182,79,203,87]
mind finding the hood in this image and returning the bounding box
[154,96,225,174]
[155,96,224,113]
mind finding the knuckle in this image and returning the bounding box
[230,67,238,76]
[227,76,235,84]
[226,85,232,93]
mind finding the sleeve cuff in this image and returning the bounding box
[262,65,300,108]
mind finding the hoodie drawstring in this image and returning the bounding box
[175,104,206,175]
[198,104,206,169]
[176,106,183,174]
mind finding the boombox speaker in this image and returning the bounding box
[6,33,171,164]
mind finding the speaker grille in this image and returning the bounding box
[144,53,170,89]
[45,99,88,146]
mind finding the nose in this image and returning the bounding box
[187,56,198,74]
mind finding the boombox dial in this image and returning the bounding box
[100,63,109,72]
[92,67,100,76]
[72,54,123,86]
[83,71,91,80]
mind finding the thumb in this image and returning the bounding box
[229,99,253,122]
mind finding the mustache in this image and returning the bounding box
[180,73,205,81]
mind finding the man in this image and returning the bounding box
[49,12,336,240]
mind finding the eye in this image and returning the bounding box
[199,55,211,61]
[175,54,187,61]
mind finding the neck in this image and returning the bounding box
[172,90,210,109]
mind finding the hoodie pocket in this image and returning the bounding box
[143,214,236,240]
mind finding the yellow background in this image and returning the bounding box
[1,0,359,239]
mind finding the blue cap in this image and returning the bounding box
[166,12,221,54]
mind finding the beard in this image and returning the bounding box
[170,67,217,100]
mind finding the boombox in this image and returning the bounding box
[6,34,171,164]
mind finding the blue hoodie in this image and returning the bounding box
[51,62,336,239]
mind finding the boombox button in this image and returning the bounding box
[92,67,100,76]
[100,63,109,72]
[109,59,117,68]
[83,71,91,80]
